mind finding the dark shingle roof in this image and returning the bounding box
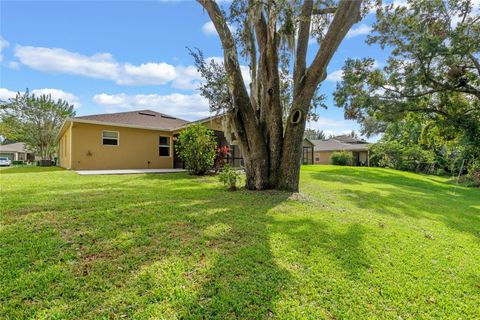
[311,139,370,151]
[0,142,30,153]
[74,110,189,130]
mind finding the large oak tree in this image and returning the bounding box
[195,0,367,191]
[334,0,479,149]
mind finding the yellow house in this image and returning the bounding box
[57,110,189,170]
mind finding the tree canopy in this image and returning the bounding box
[304,128,326,140]
[0,91,76,160]
[334,0,479,149]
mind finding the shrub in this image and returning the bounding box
[469,172,480,187]
[465,160,480,187]
[468,159,480,175]
[214,145,230,173]
[12,160,24,165]
[331,151,353,166]
[369,142,435,173]
[458,172,480,188]
[219,164,240,191]
[434,168,448,176]
[176,124,217,175]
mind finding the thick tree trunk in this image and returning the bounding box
[198,0,363,192]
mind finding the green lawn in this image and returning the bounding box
[1,166,479,319]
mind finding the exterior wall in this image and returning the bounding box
[359,151,368,164]
[314,151,335,164]
[58,124,72,169]
[0,152,29,161]
[314,150,369,165]
[201,117,223,131]
[0,153,15,161]
[70,122,174,170]
[15,152,27,161]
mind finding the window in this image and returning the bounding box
[159,136,170,157]
[102,131,119,146]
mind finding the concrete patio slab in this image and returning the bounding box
[76,169,186,175]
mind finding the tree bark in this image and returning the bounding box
[198,0,363,191]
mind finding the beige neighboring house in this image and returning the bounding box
[311,135,370,166]
[57,109,315,171]
[0,142,35,162]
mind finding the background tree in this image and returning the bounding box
[194,0,369,191]
[304,128,326,140]
[369,111,476,175]
[334,0,479,161]
[0,91,75,160]
[176,124,218,175]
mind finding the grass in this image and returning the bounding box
[1,165,479,319]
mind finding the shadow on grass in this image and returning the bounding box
[0,172,294,319]
[309,168,480,239]
[270,219,369,279]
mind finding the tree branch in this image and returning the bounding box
[304,0,363,99]
[197,0,252,114]
[248,0,267,53]
[468,53,480,75]
[312,7,337,15]
[294,0,313,91]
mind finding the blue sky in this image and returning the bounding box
[0,0,388,138]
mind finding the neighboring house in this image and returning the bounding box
[57,109,315,170]
[0,142,35,162]
[311,135,370,166]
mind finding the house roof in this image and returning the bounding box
[303,138,315,147]
[332,134,368,144]
[73,110,189,130]
[311,139,370,152]
[0,142,30,153]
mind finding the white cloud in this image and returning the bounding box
[202,21,218,36]
[31,88,81,108]
[201,21,236,36]
[0,87,81,108]
[172,65,202,90]
[307,117,361,137]
[0,88,17,101]
[0,38,9,62]
[326,60,381,83]
[93,92,210,120]
[15,46,119,79]
[326,69,344,82]
[346,24,372,39]
[120,62,177,85]
[14,45,201,89]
